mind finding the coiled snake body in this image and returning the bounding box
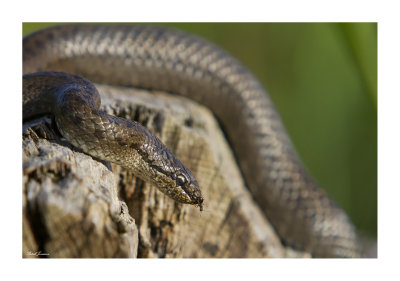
[23,24,359,257]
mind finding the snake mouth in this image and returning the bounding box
[197,197,204,211]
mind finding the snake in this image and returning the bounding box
[22,24,359,258]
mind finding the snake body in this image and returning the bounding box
[23,24,359,257]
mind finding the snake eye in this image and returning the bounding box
[176,175,187,186]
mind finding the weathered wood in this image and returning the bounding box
[22,84,308,258]
[23,118,138,258]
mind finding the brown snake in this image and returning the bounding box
[23,24,359,257]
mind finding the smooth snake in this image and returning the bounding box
[22,24,359,258]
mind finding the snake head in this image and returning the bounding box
[132,130,204,210]
[157,152,204,210]
[146,159,204,210]
[149,168,204,210]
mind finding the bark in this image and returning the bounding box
[22,84,309,258]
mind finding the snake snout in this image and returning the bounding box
[181,178,204,208]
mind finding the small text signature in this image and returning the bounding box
[26,251,50,257]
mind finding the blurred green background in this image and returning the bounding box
[23,23,377,238]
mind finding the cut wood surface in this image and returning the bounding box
[23,84,308,258]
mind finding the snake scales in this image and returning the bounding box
[23,24,359,257]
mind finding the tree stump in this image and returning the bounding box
[23,84,309,258]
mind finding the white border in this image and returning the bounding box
[1,0,397,280]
